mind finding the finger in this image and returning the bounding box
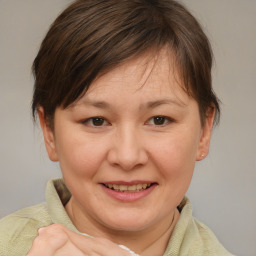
[27,225,88,256]
[27,226,69,256]
[61,226,133,256]
[28,224,134,256]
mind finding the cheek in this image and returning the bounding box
[56,135,107,179]
[151,139,197,206]
[150,132,199,183]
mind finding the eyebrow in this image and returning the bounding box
[81,100,109,109]
[80,98,185,110]
[145,99,185,109]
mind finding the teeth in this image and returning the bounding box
[113,184,119,190]
[128,185,136,191]
[119,185,128,191]
[142,184,147,189]
[105,183,151,192]
[136,184,142,190]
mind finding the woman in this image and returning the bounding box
[0,0,234,255]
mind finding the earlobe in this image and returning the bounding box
[196,106,215,161]
[38,107,58,162]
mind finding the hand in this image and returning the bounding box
[27,224,134,256]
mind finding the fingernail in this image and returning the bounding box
[38,227,46,233]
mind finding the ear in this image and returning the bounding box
[196,106,215,161]
[38,107,58,162]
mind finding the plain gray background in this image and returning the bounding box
[0,1,255,255]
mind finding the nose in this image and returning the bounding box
[107,125,149,171]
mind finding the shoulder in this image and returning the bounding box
[0,203,52,256]
[166,198,234,256]
[189,218,234,256]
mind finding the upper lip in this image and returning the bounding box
[100,181,157,185]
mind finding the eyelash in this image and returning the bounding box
[81,117,110,127]
[146,116,174,126]
[81,116,174,128]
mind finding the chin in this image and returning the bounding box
[99,213,156,232]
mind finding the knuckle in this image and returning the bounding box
[37,224,69,248]
[45,224,64,233]
[39,224,64,236]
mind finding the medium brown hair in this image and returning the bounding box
[32,0,220,127]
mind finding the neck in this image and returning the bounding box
[65,197,180,256]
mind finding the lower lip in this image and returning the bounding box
[100,184,157,202]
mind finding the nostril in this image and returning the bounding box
[107,144,149,171]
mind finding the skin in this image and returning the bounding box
[32,49,215,256]
[27,224,133,256]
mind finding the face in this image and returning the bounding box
[40,49,214,234]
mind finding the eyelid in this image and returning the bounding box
[81,117,110,127]
[146,116,174,126]
[80,116,174,127]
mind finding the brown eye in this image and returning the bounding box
[91,117,105,126]
[82,117,108,127]
[153,116,166,125]
[146,116,172,126]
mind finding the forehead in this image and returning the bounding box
[80,48,189,105]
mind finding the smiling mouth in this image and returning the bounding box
[103,183,155,192]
